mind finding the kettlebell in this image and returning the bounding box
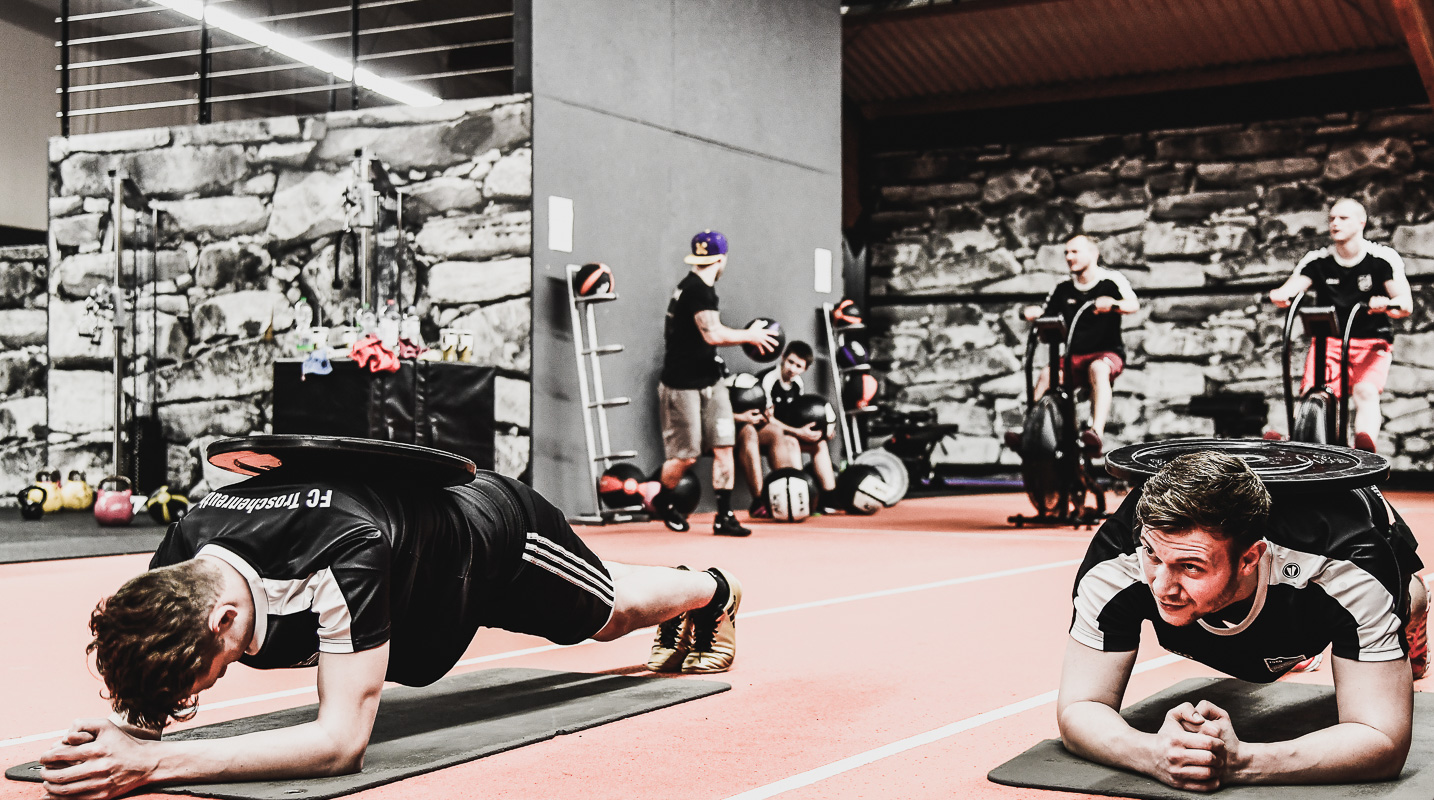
[17,486,46,520]
[94,476,135,527]
[145,485,190,524]
[60,470,94,511]
[35,470,63,514]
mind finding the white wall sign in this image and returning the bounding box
[548,196,573,253]
[814,247,833,293]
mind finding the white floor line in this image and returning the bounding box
[721,653,1186,800]
[0,557,1084,751]
[792,526,1092,543]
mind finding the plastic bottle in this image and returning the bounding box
[400,305,422,345]
[357,306,378,337]
[293,297,315,353]
[378,299,400,349]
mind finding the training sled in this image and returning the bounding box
[988,678,1434,799]
[8,668,727,800]
[207,434,477,488]
[1106,438,1389,493]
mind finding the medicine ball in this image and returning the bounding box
[17,486,46,520]
[654,469,701,516]
[145,485,190,524]
[833,298,863,327]
[836,339,870,370]
[728,373,767,414]
[834,464,890,515]
[597,462,647,508]
[842,372,879,410]
[763,467,813,523]
[777,394,837,441]
[573,262,614,297]
[741,318,785,363]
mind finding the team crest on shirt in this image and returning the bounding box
[1358,274,1373,292]
[1282,563,1300,579]
[1265,655,1308,673]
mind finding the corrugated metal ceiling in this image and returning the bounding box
[845,0,1411,115]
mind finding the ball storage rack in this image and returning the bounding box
[562,264,645,525]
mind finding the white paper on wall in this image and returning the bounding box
[548,196,573,253]
[814,247,833,293]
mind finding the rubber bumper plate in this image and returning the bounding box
[207,435,477,488]
[1106,438,1388,493]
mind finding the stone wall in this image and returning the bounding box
[47,96,534,494]
[867,107,1434,471]
[0,245,49,496]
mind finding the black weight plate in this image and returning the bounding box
[1106,438,1387,492]
[208,435,477,488]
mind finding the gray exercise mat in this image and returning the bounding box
[988,678,1434,799]
[8,667,728,800]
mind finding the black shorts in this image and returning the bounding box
[456,474,615,645]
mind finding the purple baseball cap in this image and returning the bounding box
[684,229,728,265]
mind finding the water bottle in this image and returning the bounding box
[293,297,315,353]
[357,306,378,337]
[378,299,400,349]
[400,305,422,345]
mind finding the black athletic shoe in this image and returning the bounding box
[657,501,689,532]
[713,511,751,537]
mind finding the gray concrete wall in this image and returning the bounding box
[864,108,1434,472]
[528,0,843,513]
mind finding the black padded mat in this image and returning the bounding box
[988,678,1434,799]
[0,512,164,564]
[8,668,728,800]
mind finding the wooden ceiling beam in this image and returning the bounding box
[854,49,1411,118]
[1390,0,1434,108]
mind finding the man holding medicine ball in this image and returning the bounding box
[656,230,778,537]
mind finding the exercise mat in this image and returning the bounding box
[9,668,728,800]
[988,678,1434,799]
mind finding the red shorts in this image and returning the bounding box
[1060,351,1124,386]
[1300,338,1392,397]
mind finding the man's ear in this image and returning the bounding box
[1238,539,1267,575]
[207,602,239,636]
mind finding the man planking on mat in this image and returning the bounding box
[39,469,737,799]
[1059,451,1429,791]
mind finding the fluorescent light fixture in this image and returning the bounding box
[147,0,444,107]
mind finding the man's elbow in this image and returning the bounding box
[1369,738,1411,781]
[323,744,367,776]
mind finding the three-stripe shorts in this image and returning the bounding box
[460,474,616,646]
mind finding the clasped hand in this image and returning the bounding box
[1151,700,1241,792]
[40,719,155,800]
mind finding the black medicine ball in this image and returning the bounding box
[573,262,614,297]
[741,318,785,363]
[836,339,870,370]
[728,373,767,414]
[842,372,878,410]
[776,394,837,441]
[763,467,813,522]
[834,465,889,515]
[598,462,647,508]
[833,298,863,327]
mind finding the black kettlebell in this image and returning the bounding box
[17,485,46,520]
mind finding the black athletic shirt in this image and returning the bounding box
[1071,487,1421,683]
[1294,243,1405,342]
[151,472,529,687]
[660,271,722,389]
[758,366,803,423]
[1037,267,1136,360]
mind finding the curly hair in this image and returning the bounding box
[88,560,226,730]
[1134,451,1271,556]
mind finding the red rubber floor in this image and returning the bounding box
[0,491,1429,800]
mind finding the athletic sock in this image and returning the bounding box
[716,489,732,516]
[703,567,731,613]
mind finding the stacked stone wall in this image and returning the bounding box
[867,107,1434,471]
[46,96,534,494]
[0,245,50,496]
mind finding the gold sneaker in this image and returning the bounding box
[646,566,692,672]
[682,568,741,674]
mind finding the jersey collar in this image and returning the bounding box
[1197,545,1272,636]
[1331,239,1368,268]
[197,544,269,655]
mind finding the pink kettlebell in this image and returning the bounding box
[94,476,134,527]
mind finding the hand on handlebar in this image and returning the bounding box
[1021,305,1042,322]
[1093,296,1117,314]
[1268,288,1294,308]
